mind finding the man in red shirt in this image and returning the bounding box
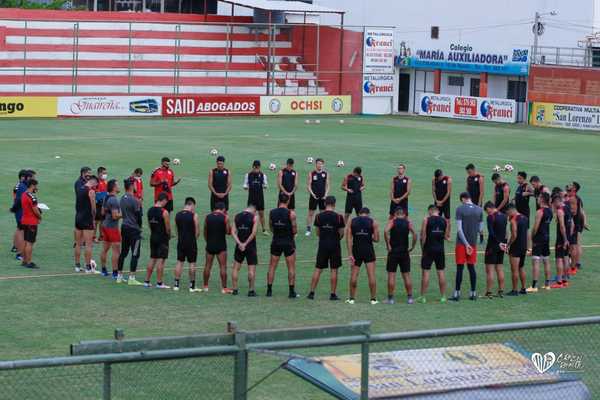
[95,166,108,242]
[150,157,180,214]
[21,179,42,269]
[131,168,144,205]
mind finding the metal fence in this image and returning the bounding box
[0,18,366,98]
[0,316,598,399]
[531,45,599,68]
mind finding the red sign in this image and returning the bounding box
[454,97,477,116]
[162,96,260,117]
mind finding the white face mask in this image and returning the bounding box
[101,174,108,180]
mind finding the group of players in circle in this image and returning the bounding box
[11,155,588,305]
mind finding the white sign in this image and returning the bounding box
[363,28,394,74]
[58,96,162,117]
[418,93,516,123]
[362,74,394,97]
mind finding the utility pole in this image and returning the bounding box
[533,12,540,65]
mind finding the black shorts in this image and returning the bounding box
[234,245,258,265]
[421,250,445,270]
[210,194,229,211]
[15,215,23,230]
[95,203,103,221]
[177,243,197,263]
[389,200,408,216]
[165,200,174,213]
[438,201,450,219]
[555,243,568,259]
[248,192,265,211]
[316,246,342,269]
[271,241,295,257]
[23,225,38,243]
[345,195,362,215]
[309,196,325,211]
[75,214,94,231]
[509,244,526,259]
[352,248,376,266]
[532,241,550,258]
[509,247,526,268]
[568,233,578,245]
[206,244,226,255]
[287,193,296,210]
[484,245,505,265]
[150,239,169,259]
[387,251,410,273]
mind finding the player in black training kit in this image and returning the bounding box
[384,206,417,304]
[465,164,484,206]
[267,193,299,298]
[483,202,507,298]
[231,205,259,296]
[306,158,330,236]
[528,192,553,292]
[418,205,449,303]
[389,164,411,216]
[203,202,231,293]
[513,171,533,227]
[346,207,380,304]
[173,197,201,292]
[144,192,171,289]
[530,176,550,211]
[432,169,452,222]
[551,193,572,289]
[341,167,365,224]
[244,160,268,234]
[492,173,510,212]
[208,155,232,211]
[307,196,345,300]
[505,204,529,296]
[74,172,98,273]
[277,158,298,210]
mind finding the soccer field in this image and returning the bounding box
[1,115,599,397]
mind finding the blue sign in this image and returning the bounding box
[402,44,529,76]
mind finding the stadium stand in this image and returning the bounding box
[0,9,328,96]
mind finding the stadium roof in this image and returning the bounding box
[219,0,345,14]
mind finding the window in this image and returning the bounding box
[507,80,527,102]
[431,26,439,39]
[592,48,600,67]
[470,79,480,97]
[448,76,464,87]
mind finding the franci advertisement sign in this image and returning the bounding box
[419,93,516,123]
[402,43,529,76]
[363,28,394,74]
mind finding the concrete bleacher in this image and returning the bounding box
[0,9,327,96]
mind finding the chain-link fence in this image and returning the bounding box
[0,317,598,400]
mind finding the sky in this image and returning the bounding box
[310,0,597,49]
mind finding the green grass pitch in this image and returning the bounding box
[0,115,599,398]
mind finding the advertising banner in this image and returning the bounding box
[363,28,394,74]
[362,75,394,97]
[401,43,529,76]
[58,96,162,117]
[419,93,516,123]
[260,96,351,115]
[530,102,600,131]
[162,96,260,117]
[0,97,56,118]
[285,343,575,399]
